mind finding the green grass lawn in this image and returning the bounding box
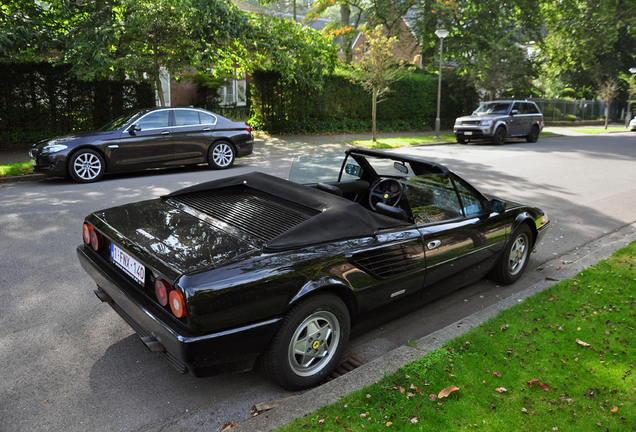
[278,241,636,431]
[572,127,629,134]
[346,135,457,149]
[0,161,34,177]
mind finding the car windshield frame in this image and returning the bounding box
[98,110,148,131]
[473,102,512,115]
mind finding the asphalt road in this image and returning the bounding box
[1,133,635,432]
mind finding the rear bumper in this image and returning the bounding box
[77,245,281,377]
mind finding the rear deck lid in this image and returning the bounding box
[87,199,257,277]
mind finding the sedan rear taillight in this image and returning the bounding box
[246,125,251,134]
[169,290,186,318]
[155,279,173,307]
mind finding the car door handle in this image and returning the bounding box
[161,131,170,135]
[202,128,211,132]
[108,145,119,149]
[427,240,442,250]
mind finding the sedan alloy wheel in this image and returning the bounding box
[209,141,235,169]
[69,150,105,183]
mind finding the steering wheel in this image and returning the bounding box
[368,179,403,210]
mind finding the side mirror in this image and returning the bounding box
[510,109,518,116]
[128,124,141,133]
[490,199,506,213]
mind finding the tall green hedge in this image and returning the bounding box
[250,67,479,134]
[0,62,154,143]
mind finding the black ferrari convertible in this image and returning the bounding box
[77,147,549,390]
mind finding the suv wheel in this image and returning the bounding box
[525,125,540,143]
[492,127,506,145]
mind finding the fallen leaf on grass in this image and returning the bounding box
[492,371,501,377]
[539,382,550,391]
[576,338,591,347]
[438,385,460,398]
[495,387,507,393]
[611,407,618,413]
[410,417,418,424]
[429,394,437,401]
[386,421,393,426]
[527,378,540,387]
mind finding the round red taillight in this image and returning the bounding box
[169,290,186,318]
[155,279,173,307]
[83,223,93,244]
[90,230,103,251]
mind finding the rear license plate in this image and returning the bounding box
[111,243,145,285]
[464,131,473,136]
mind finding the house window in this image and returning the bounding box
[219,73,247,107]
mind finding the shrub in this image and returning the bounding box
[564,114,577,121]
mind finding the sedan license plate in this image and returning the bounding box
[464,131,473,136]
[111,243,145,285]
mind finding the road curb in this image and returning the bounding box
[0,173,47,183]
[232,223,636,432]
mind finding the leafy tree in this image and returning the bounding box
[538,0,636,96]
[349,25,405,142]
[412,0,542,95]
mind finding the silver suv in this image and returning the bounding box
[454,100,544,145]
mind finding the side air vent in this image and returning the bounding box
[348,242,424,279]
[168,188,313,242]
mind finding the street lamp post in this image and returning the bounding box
[434,29,449,139]
[626,67,636,128]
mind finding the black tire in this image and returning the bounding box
[457,137,467,144]
[491,127,506,145]
[259,292,350,390]
[208,141,235,169]
[488,224,533,285]
[68,149,105,183]
[525,125,540,143]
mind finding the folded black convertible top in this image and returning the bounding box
[163,172,410,251]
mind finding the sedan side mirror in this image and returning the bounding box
[510,109,518,116]
[128,124,141,133]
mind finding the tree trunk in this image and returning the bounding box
[340,5,352,64]
[372,86,377,142]
[155,72,165,107]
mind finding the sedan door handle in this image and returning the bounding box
[427,240,442,250]
[202,128,211,132]
[161,131,170,135]
[108,145,119,149]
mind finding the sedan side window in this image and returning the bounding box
[404,175,462,225]
[174,110,200,126]
[199,112,217,125]
[137,111,170,130]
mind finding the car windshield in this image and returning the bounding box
[289,152,358,184]
[98,110,147,131]
[473,102,511,115]
[289,151,415,185]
